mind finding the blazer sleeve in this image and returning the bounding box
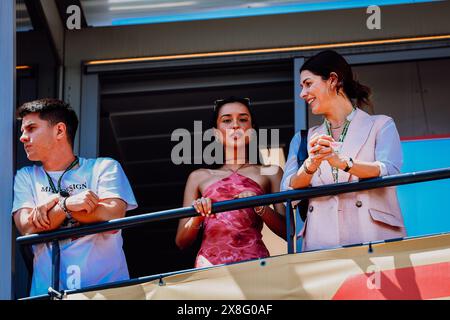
[280,132,301,192]
[374,118,403,176]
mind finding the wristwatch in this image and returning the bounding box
[58,195,72,220]
[343,157,354,172]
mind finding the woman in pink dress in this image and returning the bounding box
[175,97,286,268]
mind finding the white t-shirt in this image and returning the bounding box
[12,157,138,296]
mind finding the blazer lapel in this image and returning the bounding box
[338,108,375,183]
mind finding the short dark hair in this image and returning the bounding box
[17,98,79,147]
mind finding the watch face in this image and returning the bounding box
[348,158,354,167]
[344,158,353,172]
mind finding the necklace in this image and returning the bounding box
[330,123,343,130]
[325,106,357,130]
[224,163,249,173]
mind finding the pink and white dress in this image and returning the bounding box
[195,172,270,268]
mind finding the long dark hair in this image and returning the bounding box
[300,50,373,112]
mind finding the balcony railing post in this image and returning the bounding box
[286,200,294,254]
[294,205,304,253]
[50,240,60,297]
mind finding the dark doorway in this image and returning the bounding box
[98,59,295,278]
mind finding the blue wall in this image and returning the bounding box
[398,137,450,237]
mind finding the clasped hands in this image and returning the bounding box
[192,190,263,217]
[28,189,99,230]
[304,133,347,173]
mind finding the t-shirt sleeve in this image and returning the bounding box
[96,158,138,211]
[12,167,36,215]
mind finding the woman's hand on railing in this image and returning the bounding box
[192,197,214,217]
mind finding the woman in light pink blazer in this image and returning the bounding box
[281,50,406,251]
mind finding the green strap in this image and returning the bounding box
[324,109,354,183]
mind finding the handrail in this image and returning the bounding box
[17,167,450,246]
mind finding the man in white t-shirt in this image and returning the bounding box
[12,98,138,297]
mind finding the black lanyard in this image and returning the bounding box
[44,157,79,197]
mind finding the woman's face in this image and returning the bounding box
[300,70,334,115]
[215,102,253,148]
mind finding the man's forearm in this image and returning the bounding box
[19,207,66,235]
[71,199,126,224]
[46,204,69,230]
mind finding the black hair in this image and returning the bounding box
[210,96,258,130]
[17,98,79,147]
[300,50,373,111]
[209,96,264,166]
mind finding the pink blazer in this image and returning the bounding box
[300,109,406,251]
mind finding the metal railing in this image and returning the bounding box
[16,167,450,299]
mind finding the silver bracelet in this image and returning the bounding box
[303,160,317,175]
[58,196,72,220]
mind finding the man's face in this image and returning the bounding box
[20,113,57,162]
